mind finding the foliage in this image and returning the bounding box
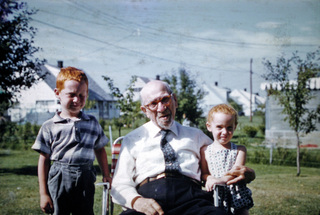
[163,67,205,126]
[228,98,243,114]
[0,121,40,149]
[262,48,320,176]
[247,147,320,168]
[103,75,145,136]
[0,0,46,113]
[84,98,96,110]
[243,125,258,138]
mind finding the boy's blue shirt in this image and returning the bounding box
[32,111,109,164]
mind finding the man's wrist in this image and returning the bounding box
[131,196,142,209]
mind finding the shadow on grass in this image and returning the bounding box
[0,164,111,176]
[0,166,38,175]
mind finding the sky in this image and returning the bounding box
[25,0,320,95]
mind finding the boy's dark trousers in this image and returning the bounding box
[48,161,96,215]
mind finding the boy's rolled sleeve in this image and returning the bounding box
[94,124,109,149]
[32,126,52,155]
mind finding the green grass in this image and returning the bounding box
[248,163,320,215]
[1,149,319,215]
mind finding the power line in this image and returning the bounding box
[32,18,227,72]
[67,1,319,48]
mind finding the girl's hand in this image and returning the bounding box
[205,176,216,191]
[225,165,255,185]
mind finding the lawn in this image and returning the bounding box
[0,149,319,215]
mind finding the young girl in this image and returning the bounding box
[200,104,254,215]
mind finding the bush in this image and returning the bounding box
[247,147,320,168]
[243,125,258,137]
[258,124,265,135]
[0,122,40,150]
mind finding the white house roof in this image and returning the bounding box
[201,82,229,116]
[230,89,266,105]
[260,77,320,91]
[229,89,266,116]
[39,63,114,101]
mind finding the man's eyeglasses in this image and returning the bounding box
[144,94,173,111]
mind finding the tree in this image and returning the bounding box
[103,75,144,136]
[262,48,320,176]
[0,0,46,113]
[163,67,205,126]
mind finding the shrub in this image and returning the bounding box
[247,147,320,168]
[258,124,265,135]
[243,125,258,138]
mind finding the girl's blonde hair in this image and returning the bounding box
[207,104,238,126]
[56,67,88,92]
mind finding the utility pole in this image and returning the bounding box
[250,58,253,122]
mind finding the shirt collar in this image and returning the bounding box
[53,111,90,123]
[148,120,178,137]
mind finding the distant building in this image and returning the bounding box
[201,82,265,117]
[260,77,320,148]
[126,76,153,102]
[201,82,230,116]
[8,61,119,125]
[229,89,266,116]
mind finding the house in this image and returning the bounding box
[229,89,266,116]
[200,82,266,117]
[201,82,230,116]
[8,61,119,125]
[125,77,265,119]
[260,77,320,148]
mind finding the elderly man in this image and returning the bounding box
[111,80,255,215]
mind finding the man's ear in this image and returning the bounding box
[173,93,178,108]
[140,106,146,113]
[140,106,150,118]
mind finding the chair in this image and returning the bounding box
[213,185,219,207]
[97,136,124,215]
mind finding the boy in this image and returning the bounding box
[200,104,253,214]
[32,67,112,215]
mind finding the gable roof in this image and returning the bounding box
[230,89,266,106]
[40,63,114,101]
[201,82,230,116]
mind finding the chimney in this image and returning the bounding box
[156,75,160,80]
[57,61,63,68]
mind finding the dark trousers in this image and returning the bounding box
[48,162,96,215]
[121,177,226,215]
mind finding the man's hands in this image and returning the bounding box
[40,194,54,214]
[224,165,256,185]
[133,197,164,215]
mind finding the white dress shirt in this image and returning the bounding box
[111,120,212,209]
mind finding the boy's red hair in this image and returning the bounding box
[56,67,88,92]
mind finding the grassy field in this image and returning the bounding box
[1,149,319,215]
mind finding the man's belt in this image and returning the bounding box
[138,172,201,188]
